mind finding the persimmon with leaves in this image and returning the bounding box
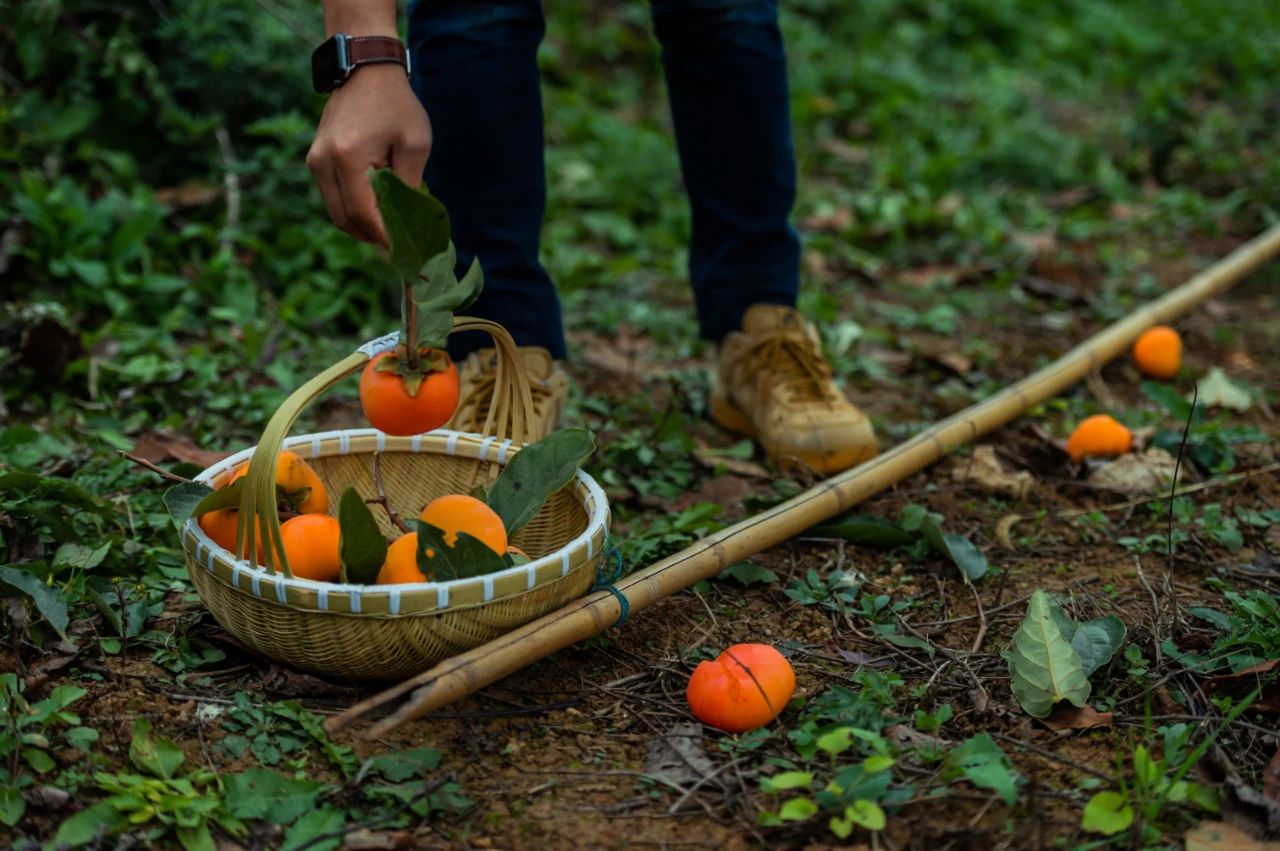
[359,350,460,435]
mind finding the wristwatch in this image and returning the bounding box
[311,34,410,94]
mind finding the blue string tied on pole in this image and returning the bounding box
[589,543,629,628]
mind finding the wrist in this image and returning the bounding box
[312,32,410,94]
[322,0,397,38]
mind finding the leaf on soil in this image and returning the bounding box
[1196,368,1253,411]
[1040,703,1114,731]
[644,722,715,787]
[1205,658,1280,714]
[1088,448,1183,496]
[884,724,950,750]
[946,733,1019,805]
[1003,590,1091,718]
[129,718,186,780]
[951,446,1034,500]
[130,431,230,468]
[415,522,506,582]
[281,806,345,851]
[371,169,451,281]
[337,487,388,585]
[486,428,595,536]
[356,748,442,783]
[717,562,777,586]
[0,566,70,640]
[164,481,214,528]
[1082,791,1134,835]
[692,444,771,479]
[919,517,989,582]
[223,768,326,822]
[812,515,914,549]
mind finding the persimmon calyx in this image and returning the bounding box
[373,347,454,397]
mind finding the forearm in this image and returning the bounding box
[322,0,398,37]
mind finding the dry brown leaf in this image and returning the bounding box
[952,445,1035,500]
[995,514,1023,552]
[1184,821,1280,851]
[885,723,950,750]
[1039,703,1113,732]
[1206,659,1280,714]
[692,444,771,480]
[154,180,221,207]
[342,829,417,850]
[569,329,654,379]
[130,431,230,468]
[898,264,967,288]
[1265,747,1280,803]
[1087,448,1183,496]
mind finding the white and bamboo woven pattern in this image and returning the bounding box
[179,322,610,680]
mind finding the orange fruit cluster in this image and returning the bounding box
[375,494,511,584]
[686,644,796,733]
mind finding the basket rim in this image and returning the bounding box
[181,428,609,615]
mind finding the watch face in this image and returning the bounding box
[311,36,346,93]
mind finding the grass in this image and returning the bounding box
[2,0,1280,847]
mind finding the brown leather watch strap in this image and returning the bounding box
[346,36,408,73]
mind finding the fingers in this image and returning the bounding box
[334,150,388,248]
[390,119,432,190]
[306,148,350,237]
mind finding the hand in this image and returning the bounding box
[307,64,432,247]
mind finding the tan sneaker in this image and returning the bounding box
[711,304,878,475]
[447,346,569,441]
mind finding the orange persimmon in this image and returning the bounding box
[1133,326,1182,379]
[686,644,796,733]
[1066,414,1133,462]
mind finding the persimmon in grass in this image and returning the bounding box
[686,644,795,733]
[1132,326,1182,379]
[1066,414,1132,462]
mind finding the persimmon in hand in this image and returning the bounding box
[360,351,460,436]
[686,644,796,733]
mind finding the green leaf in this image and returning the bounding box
[64,726,100,751]
[190,478,244,517]
[717,562,777,587]
[948,734,1019,805]
[1081,791,1133,835]
[52,541,111,571]
[371,169,451,281]
[1196,368,1252,411]
[920,517,988,582]
[486,429,596,536]
[357,748,443,783]
[863,754,895,774]
[23,747,55,773]
[223,768,325,822]
[416,522,507,581]
[164,482,214,528]
[761,771,813,792]
[281,806,346,851]
[52,800,125,847]
[1002,591,1091,717]
[337,487,388,584]
[777,797,818,821]
[415,309,456,352]
[0,786,25,827]
[176,822,218,851]
[845,799,887,830]
[1070,615,1127,677]
[0,566,69,639]
[129,719,185,780]
[813,515,914,548]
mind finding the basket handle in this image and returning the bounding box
[234,317,535,577]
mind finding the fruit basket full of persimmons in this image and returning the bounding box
[165,173,608,680]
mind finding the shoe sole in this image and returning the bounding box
[710,391,878,476]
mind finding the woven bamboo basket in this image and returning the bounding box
[179,319,610,680]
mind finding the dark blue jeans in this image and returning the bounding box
[407,0,800,360]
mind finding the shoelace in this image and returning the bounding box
[742,331,838,405]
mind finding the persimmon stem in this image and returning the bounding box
[402,279,419,370]
[371,452,411,534]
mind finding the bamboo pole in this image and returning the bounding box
[326,224,1280,739]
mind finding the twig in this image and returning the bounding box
[214,125,240,256]
[1169,378,1198,568]
[117,450,193,484]
[1055,460,1280,519]
[969,581,989,654]
[370,452,411,534]
[989,732,1117,784]
[1134,557,1164,668]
